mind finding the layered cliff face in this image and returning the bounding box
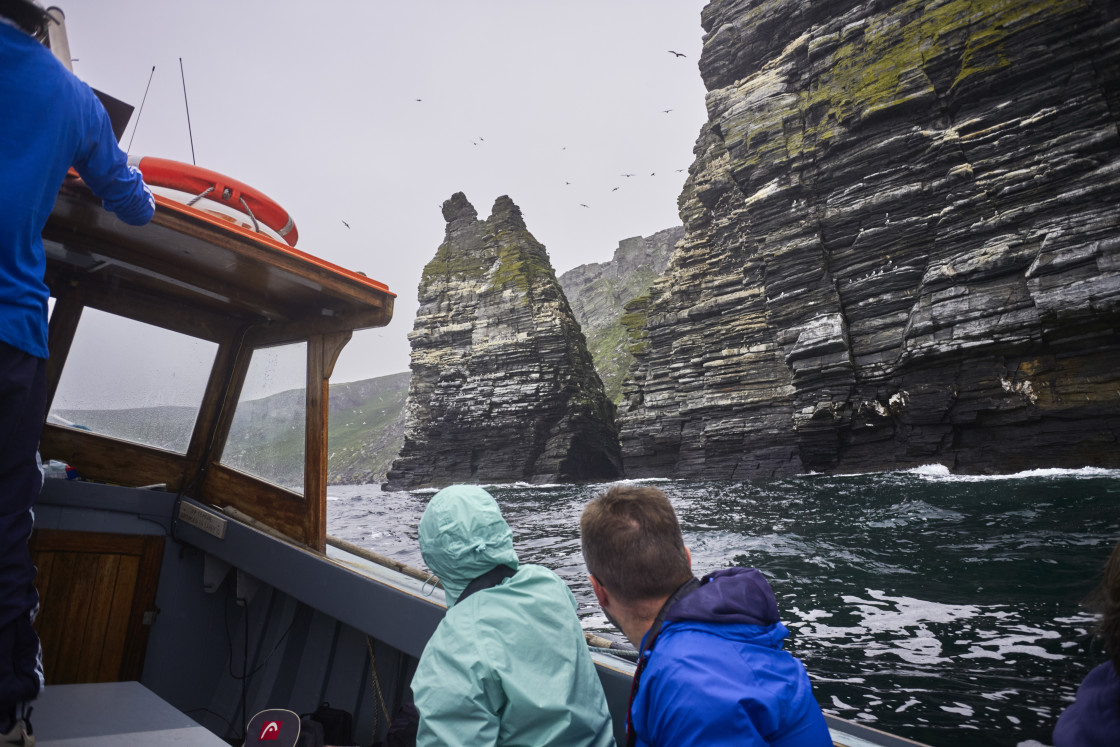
[384,194,621,490]
[621,0,1120,478]
[558,226,683,403]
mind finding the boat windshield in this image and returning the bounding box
[48,306,216,454]
[219,341,307,491]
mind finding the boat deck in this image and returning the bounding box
[33,681,226,746]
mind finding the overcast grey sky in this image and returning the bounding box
[61,1,709,384]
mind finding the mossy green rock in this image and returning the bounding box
[385,194,621,490]
[621,0,1120,478]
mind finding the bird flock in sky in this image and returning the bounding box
[397,48,695,222]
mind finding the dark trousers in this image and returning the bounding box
[0,341,46,713]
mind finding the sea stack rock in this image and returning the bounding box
[620,0,1120,478]
[383,193,621,490]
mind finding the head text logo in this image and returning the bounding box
[259,720,282,741]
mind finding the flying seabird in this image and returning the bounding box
[341,220,350,228]
[668,50,686,58]
[611,187,620,192]
[580,203,590,208]
[662,109,673,114]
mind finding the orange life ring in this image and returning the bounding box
[128,156,299,247]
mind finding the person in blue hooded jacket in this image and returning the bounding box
[581,485,832,746]
[410,485,614,747]
[1,2,154,741]
[1053,538,1120,746]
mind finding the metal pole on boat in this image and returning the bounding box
[127,66,156,154]
[44,7,72,71]
[179,57,196,165]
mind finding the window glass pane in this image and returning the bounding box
[221,342,306,490]
[48,308,217,454]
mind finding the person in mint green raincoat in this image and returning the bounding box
[411,485,615,747]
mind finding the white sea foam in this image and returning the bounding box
[505,481,568,490]
[895,698,920,713]
[844,589,985,629]
[605,477,672,485]
[905,464,952,477]
[980,690,1020,702]
[833,463,1120,484]
[808,674,867,684]
[786,606,834,623]
[925,466,1120,483]
[941,702,975,717]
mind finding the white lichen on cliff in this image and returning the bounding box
[1000,376,1038,404]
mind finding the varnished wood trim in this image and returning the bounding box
[39,426,191,491]
[323,332,352,381]
[44,269,241,343]
[45,293,83,411]
[200,464,310,546]
[49,184,394,308]
[241,305,394,348]
[306,335,326,551]
[204,334,255,480]
[142,199,394,304]
[303,333,349,552]
[186,329,250,487]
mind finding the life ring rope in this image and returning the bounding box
[128,155,299,247]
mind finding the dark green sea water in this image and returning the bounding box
[329,466,1120,747]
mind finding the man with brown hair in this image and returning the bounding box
[581,485,831,746]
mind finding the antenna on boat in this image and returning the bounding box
[179,57,196,165]
[126,66,156,155]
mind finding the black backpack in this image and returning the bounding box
[303,702,353,745]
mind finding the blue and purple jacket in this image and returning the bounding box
[630,567,833,746]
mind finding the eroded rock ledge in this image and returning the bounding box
[384,194,621,490]
[619,0,1120,478]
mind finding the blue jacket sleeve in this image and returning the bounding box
[71,85,154,226]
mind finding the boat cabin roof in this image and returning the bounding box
[45,178,394,336]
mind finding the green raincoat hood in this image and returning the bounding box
[418,485,520,608]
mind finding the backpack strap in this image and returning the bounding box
[458,564,517,604]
